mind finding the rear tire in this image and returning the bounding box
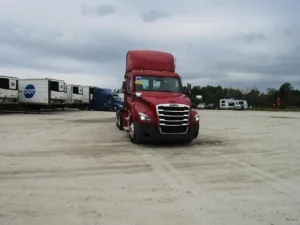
[116,111,123,130]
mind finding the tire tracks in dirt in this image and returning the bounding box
[131,145,267,225]
[206,147,300,198]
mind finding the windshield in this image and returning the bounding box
[112,95,120,100]
[134,75,183,93]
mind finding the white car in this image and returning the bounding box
[233,104,243,110]
[197,103,206,109]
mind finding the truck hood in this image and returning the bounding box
[139,91,191,106]
[115,99,124,105]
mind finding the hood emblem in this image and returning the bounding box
[169,104,179,107]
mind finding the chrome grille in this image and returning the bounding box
[156,104,190,126]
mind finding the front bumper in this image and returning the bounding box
[134,122,199,142]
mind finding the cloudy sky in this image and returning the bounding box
[0,0,299,92]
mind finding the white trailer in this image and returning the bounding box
[79,86,95,110]
[219,98,235,109]
[66,84,83,106]
[240,100,248,109]
[18,78,66,113]
[0,75,19,109]
[220,98,248,110]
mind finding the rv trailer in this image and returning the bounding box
[219,98,235,109]
[233,100,249,110]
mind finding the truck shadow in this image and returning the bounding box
[69,118,115,123]
[270,116,298,119]
[0,110,65,115]
[139,137,223,149]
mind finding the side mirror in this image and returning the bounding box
[183,86,188,93]
[187,83,192,94]
[135,92,142,98]
[183,84,191,94]
[122,81,126,92]
[183,86,191,94]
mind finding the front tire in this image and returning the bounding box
[112,106,118,112]
[129,120,142,144]
[116,111,123,130]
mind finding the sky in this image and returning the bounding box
[0,0,299,92]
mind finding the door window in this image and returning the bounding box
[128,77,132,93]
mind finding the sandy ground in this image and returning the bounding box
[0,109,300,225]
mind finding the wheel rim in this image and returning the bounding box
[129,122,134,138]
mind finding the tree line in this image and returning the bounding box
[115,82,300,109]
[188,82,300,109]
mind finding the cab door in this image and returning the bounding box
[106,94,112,109]
[125,74,134,126]
[126,75,133,110]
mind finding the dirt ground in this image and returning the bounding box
[0,110,300,225]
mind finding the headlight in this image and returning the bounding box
[138,112,151,121]
[193,114,199,122]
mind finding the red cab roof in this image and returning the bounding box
[125,50,175,74]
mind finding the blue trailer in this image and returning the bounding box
[91,87,124,111]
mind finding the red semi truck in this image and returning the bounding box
[115,50,200,144]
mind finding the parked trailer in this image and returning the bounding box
[0,75,19,110]
[219,98,235,109]
[220,98,248,110]
[79,86,95,110]
[18,78,66,113]
[66,84,83,108]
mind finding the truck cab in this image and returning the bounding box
[116,50,200,144]
[92,88,124,111]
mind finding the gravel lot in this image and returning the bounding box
[1,110,300,225]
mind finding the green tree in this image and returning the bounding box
[279,82,294,108]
